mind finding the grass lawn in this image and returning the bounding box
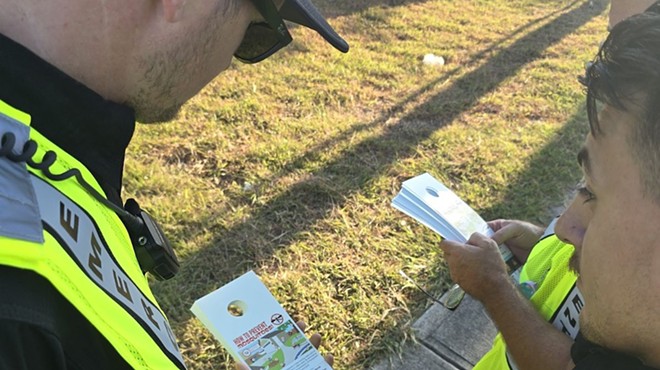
[124,0,608,368]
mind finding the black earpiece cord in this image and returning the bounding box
[0,132,144,237]
[1,131,180,280]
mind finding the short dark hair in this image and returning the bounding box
[582,6,660,203]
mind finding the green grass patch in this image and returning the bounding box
[124,0,608,368]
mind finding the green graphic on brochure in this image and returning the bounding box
[239,320,314,370]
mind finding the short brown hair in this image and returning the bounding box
[582,7,660,203]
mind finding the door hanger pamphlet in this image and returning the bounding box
[191,271,331,370]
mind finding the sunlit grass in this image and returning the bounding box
[124,0,607,368]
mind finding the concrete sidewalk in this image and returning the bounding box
[371,293,496,370]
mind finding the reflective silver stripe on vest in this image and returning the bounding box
[31,175,185,367]
[0,113,44,243]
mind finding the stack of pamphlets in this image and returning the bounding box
[391,173,522,307]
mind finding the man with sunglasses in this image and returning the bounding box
[0,0,346,369]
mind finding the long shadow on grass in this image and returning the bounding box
[245,0,584,172]
[158,0,603,323]
[154,0,603,367]
[281,0,581,82]
[312,0,578,21]
[478,105,589,224]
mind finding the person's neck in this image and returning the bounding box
[0,33,136,205]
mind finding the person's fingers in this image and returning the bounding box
[309,332,322,349]
[490,223,518,245]
[234,363,249,370]
[293,321,332,367]
[467,232,492,247]
[486,219,508,231]
[325,354,335,367]
[438,239,462,255]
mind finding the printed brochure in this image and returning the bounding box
[191,271,331,370]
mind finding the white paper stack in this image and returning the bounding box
[392,173,492,242]
[392,173,519,277]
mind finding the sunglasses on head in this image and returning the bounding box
[234,0,293,64]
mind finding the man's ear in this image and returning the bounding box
[161,0,187,23]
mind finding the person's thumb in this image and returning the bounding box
[490,224,518,246]
[438,239,462,255]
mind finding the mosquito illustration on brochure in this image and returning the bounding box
[391,172,522,310]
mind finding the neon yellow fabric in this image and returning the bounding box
[0,101,183,369]
[474,235,577,370]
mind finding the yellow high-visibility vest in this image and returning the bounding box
[474,230,582,370]
[0,100,185,369]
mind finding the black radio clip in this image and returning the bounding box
[123,199,179,281]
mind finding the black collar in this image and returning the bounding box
[0,33,135,206]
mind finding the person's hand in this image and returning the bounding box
[234,320,333,369]
[439,232,513,304]
[487,219,544,263]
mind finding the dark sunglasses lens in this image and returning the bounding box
[235,23,283,63]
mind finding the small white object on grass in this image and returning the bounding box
[423,53,445,66]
